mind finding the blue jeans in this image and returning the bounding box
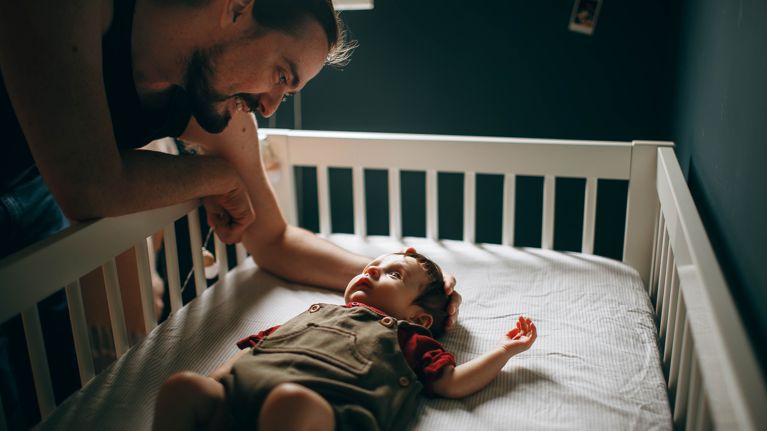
[1,174,77,429]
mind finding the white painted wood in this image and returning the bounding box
[102,259,129,356]
[426,170,438,240]
[332,0,374,10]
[502,174,516,247]
[163,224,183,314]
[64,281,95,386]
[353,166,367,237]
[656,233,670,316]
[463,172,476,244]
[697,395,712,431]
[267,129,633,179]
[388,168,401,239]
[542,175,555,249]
[235,244,247,266]
[214,236,229,279]
[581,177,597,254]
[669,295,687,394]
[657,147,766,430]
[663,273,680,366]
[21,306,55,418]
[674,321,693,427]
[317,165,331,236]
[187,209,206,296]
[685,358,701,431]
[0,201,198,324]
[134,240,157,333]
[624,141,673,286]
[650,213,666,299]
[262,134,298,225]
[660,254,676,339]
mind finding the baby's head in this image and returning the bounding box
[344,251,449,337]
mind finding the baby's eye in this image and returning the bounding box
[278,71,288,85]
[388,271,401,279]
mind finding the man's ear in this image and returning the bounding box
[408,308,434,329]
[221,0,254,28]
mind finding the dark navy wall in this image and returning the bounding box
[672,0,767,370]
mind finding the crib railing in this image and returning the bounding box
[648,148,766,431]
[263,129,671,286]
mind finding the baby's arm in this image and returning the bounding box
[430,316,536,398]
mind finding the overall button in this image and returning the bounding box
[379,316,395,327]
[309,304,321,313]
[398,376,410,387]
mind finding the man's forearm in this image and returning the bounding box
[65,149,239,220]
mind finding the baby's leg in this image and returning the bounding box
[259,383,335,431]
[152,371,229,431]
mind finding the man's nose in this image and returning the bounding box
[258,89,286,118]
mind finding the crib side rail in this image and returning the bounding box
[649,147,766,430]
[0,200,199,423]
[263,129,671,286]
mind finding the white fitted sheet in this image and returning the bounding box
[39,235,671,430]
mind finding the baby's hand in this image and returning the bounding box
[501,316,537,355]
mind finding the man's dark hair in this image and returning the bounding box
[251,0,355,66]
[395,252,449,338]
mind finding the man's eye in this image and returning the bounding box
[388,271,401,279]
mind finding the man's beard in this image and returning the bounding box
[185,49,231,134]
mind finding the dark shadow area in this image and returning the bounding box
[329,168,354,234]
[475,174,504,245]
[437,173,464,240]
[364,169,389,236]
[401,171,426,238]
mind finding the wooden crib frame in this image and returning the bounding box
[0,130,764,430]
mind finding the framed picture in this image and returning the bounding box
[569,0,603,35]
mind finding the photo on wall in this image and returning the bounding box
[569,0,603,35]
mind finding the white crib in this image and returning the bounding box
[0,130,764,430]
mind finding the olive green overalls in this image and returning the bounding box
[222,303,427,430]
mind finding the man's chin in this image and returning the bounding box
[193,109,231,134]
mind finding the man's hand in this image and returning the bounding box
[401,246,461,329]
[501,316,537,356]
[202,180,255,244]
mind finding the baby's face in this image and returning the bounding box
[344,254,428,320]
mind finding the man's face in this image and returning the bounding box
[344,254,429,320]
[185,18,329,133]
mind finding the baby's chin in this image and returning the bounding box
[344,289,368,304]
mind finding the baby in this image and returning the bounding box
[153,251,536,431]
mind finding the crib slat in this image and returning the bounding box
[697,394,712,431]
[648,207,662,294]
[674,321,693,427]
[663,270,680,367]
[660,253,677,340]
[21,306,55,418]
[102,259,129,356]
[581,177,597,254]
[317,165,331,236]
[650,213,666,299]
[235,243,247,265]
[426,170,438,240]
[502,174,516,247]
[163,223,183,314]
[542,175,555,249]
[353,166,367,237]
[389,168,401,239]
[187,208,207,296]
[685,357,701,431]
[64,280,95,385]
[215,236,229,278]
[656,230,670,316]
[669,290,687,394]
[463,172,476,243]
[134,239,157,333]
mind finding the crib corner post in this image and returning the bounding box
[263,132,298,226]
[624,141,673,286]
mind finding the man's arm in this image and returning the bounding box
[431,316,537,398]
[0,1,251,235]
[182,112,369,291]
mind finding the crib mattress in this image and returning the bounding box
[39,235,671,430]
